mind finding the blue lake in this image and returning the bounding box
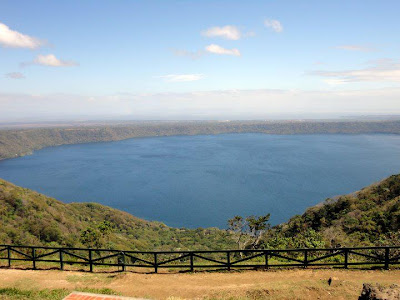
[1,134,400,228]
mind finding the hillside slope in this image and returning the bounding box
[1,175,400,251]
[267,174,400,248]
[0,178,235,250]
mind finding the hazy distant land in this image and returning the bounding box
[1,120,400,160]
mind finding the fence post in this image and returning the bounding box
[154,253,158,273]
[265,250,269,269]
[121,252,126,272]
[343,248,349,269]
[89,249,93,272]
[189,252,194,272]
[59,249,64,270]
[304,249,308,268]
[384,247,390,270]
[226,251,231,271]
[32,247,36,270]
[344,248,348,269]
[7,245,11,267]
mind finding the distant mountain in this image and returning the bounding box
[344,115,400,120]
[0,178,235,250]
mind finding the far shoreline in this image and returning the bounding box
[1,119,400,162]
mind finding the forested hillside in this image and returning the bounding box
[1,120,400,160]
[0,178,235,250]
[1,174,400,251]
[265,174,400,248]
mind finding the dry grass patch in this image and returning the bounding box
[0,268,399,299]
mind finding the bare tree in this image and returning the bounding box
[227,214,271,250]
[228,215,246,249]
[246,214,271,248]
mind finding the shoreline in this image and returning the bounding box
[1,120,400,161]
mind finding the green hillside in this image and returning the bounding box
[1,174,400,251]
[0,178,235,250]
[265,174,400,248]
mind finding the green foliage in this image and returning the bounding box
[271,174,400,247]
[228,216,244,233]
[80,221,113,248]
[233,174,400,249]
[246,214,271,236]
[0,288,70,300]
[228,214,271,249]
[263,228,325,249]
[1,173,400,252]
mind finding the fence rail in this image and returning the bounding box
[0,245,399,273]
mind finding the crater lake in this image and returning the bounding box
[1,133,400,228]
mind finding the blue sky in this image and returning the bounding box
[1,0,400,121]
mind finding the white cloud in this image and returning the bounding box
[367,58,395,66]
[2,88,400,122]
[5,72,25,79]
[205,44,241,56]
[0,22,44,49]
[335,45,375,52]
[312,59,400,83]
[201,25,241,40]
[33,54,78,67]
[264,19,283,33]
[159,74,204,82]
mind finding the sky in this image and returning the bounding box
[1,0,400,121]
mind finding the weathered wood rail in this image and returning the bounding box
[0,245,399,273]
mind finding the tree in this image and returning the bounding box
[80,227,102,248]
[228,215,246,249]
[80,221,113,248]
[246,214,271,248]
[227,214,271,250]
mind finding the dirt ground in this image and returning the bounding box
[0,268,400,299]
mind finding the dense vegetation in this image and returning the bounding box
[262,174,400,249]
[1,174,400,250]
[0,178,235,250]
[1,120,400,160]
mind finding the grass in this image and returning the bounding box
[1,268,399,299]
[66,274,116,284]
[0,288,69,300]
[0,287,118,300]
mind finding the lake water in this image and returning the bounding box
[1,134,400,228]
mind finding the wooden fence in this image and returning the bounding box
[0,245,399,273]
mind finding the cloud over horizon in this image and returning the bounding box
[312,59,400,83]
[1,87,400,122]
[159,74,204,82]
[205,44,241,56]
[0,22,45,49]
